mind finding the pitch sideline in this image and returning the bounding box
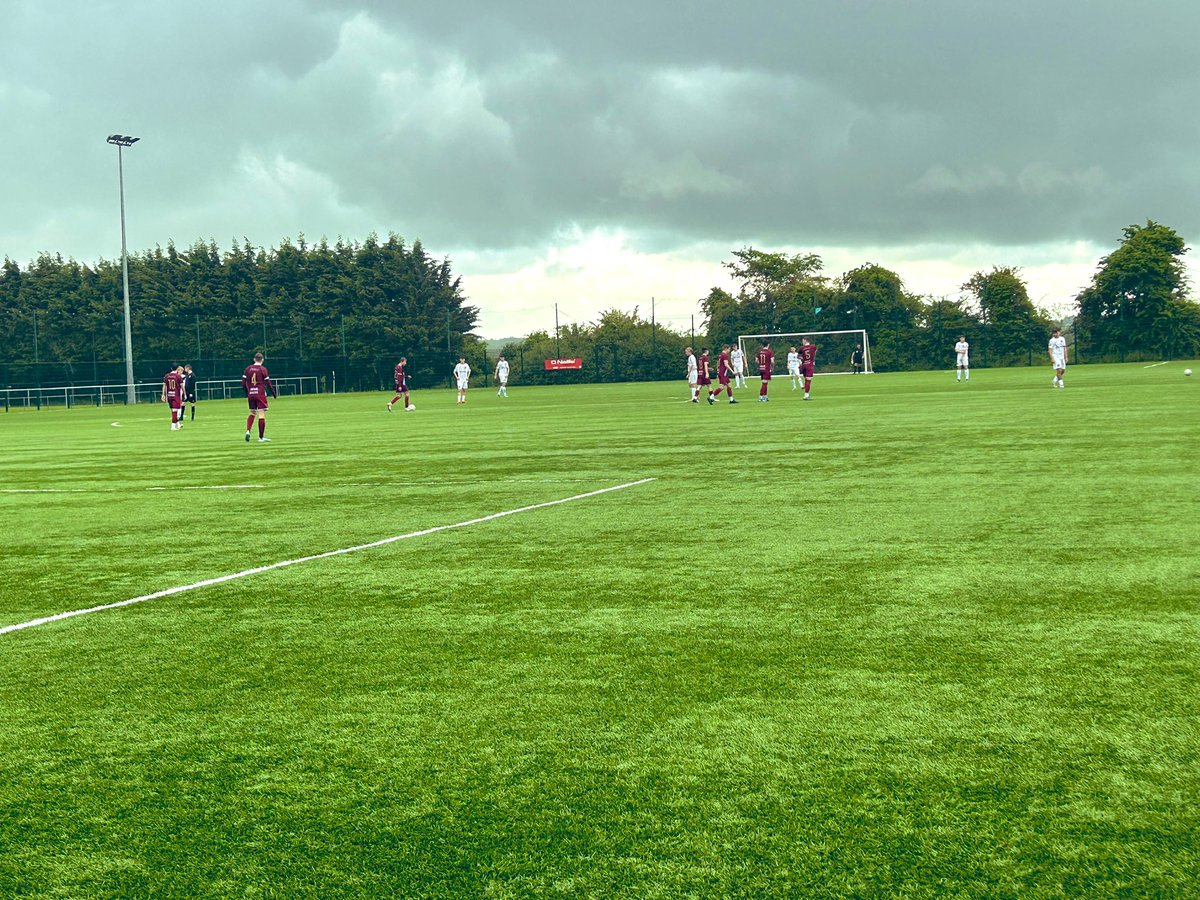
[0,477,656,637]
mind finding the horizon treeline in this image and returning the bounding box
[2,222,1196,390]
[0,233,479,390]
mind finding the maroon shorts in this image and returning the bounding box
[801,365,814,378]
[698,374,711,386]
[167,399,182,410]
[759,367,771,381]
[718,373,730,385]
[395,380,408,393]
[248,396,269,411]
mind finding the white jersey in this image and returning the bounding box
[731,348,745,373]
[955,340,969,364]
[787,351,800,372]
[495,360,509,382]
[686,353,698,384]
[1049,335,1067,363]
[454,362,471,387]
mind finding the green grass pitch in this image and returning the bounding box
[1,363,1197,898]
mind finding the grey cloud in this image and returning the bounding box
[1,0,1197,268]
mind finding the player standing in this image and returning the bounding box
[799,337,817,400]
[715,344,738,404]
[731,344,747,388]
[685,346,699,402]
[495,354,510,397]
[851,344,864,375]
[954,336,970,382]
[182,364,197,420]
[1048,329,1068,387]
[453,357,471,404]
[242,352,277,442]
[162,364,184,431]
[787,346,800,390]
[756,341,774,402]
[387,357,412,411]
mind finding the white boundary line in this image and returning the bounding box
[0,477,656,638]
[1142,361,1169,369]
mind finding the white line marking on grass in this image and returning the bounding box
[0,477,656,637]
[1142,361,1169,368]
[1,484,264,494]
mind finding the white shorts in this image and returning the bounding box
[1051,356,1066,370]
[788,364,800,375]
[687,376,698,387]
[957,354,969,367]
[457,378,469,390]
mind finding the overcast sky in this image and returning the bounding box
[3,0,1197,336]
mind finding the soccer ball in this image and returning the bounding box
[406,404,416,411]
[1186,369,1193,377]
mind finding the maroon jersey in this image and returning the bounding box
[394,363,407,390]
[757,347,774,375]
[717,351,732,378]
[698,353,711,384]
[799,343,817,370]
[242,364,276,400]
[163,371,184,406]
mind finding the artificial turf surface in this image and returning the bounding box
[1,362,1197,898]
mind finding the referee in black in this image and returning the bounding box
[183,364,198,421]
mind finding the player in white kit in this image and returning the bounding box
[787,346,801,389]
[954,336,970,382]
[453,357,471,404]
[495,355,510,397]
[731,346,746,388]
[1048,329,1067,387]
[685,347,699,402]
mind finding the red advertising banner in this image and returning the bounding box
[544,358,583,370]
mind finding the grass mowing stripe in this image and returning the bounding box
[0,477,655,638]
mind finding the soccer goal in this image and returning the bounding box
[737,329,873,376]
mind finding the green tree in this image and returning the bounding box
[1076,221,1194,360]
[962,267,1052,365]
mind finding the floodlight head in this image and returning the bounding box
[106,134,140,147]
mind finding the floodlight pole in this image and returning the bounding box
[107,134,140,403]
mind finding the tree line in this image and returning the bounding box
[2,221,1195,391]
[0,233,479,390]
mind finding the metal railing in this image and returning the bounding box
[2,376,322,410]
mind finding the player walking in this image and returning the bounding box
[453,357,471,404]
[787,346,800,390]
[716,344,738,404]
[799,337,817,400]
[162,364,185,431]
[1048,329,1068,387]
[387,357,412,411]
[242,352,277,442]
[495,355,510,397]
[699,347,715,404]
[731,345,747,388]
[182,364,197,420]
[954,336,970,382]
[685,346,699,402]
[756,341,774,402]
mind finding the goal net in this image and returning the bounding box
[737,329,872,377]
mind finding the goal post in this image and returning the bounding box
[737,329,873,376]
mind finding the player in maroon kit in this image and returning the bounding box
[715,344,738,404]
[698,347,715,404]
[162,364,185,431]
[799,337,817,400]
[756,341,774,401]
[387,357,412,412]
[242,352,277,443]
